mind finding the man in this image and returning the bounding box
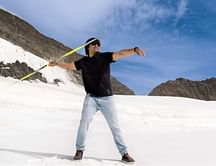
[49,37,144,163]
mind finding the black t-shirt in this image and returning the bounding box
[74,52,115,97]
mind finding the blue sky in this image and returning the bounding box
[1,0,216,95]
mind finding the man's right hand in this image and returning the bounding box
[48,61,58,67]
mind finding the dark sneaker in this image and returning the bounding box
[73,150,83,160]
[122,153,135,163]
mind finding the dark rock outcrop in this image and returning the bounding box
[148,78,216,101]
[0,9,134,95]
[0,61,47,82]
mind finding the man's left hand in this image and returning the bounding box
[134,47,145,56]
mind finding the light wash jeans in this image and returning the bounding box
[76,94,128,156]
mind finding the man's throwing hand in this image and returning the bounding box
[48,61,58,67]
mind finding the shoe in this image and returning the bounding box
[73,150,83,160]
[122,153,135,163]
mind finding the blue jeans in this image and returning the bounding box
[76,94,128,156]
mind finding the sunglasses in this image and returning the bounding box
[90,40,101,47]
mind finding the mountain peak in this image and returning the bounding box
[148,77,216,101]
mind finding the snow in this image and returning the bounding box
[0,38,73,84]
[1,37,216,165]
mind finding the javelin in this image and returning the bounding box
[18,38,97,81]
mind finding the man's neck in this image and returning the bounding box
[89,54,94,57]
[89,52,98,57]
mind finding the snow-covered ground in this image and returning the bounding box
[1,38,216,165]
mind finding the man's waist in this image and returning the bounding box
[87,93,113,97]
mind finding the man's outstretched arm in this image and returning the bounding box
[112,47,144,61]
[48,61,77,70]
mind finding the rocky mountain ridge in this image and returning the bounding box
[148,78,216,101]
[0,8,134,95]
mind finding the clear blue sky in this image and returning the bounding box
[1,0,215,95]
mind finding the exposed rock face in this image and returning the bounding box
[0,9,134,95]
[148,78,216,101]
[0,9,80,61]
[0,61,47,83]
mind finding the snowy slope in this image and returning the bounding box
[1,38,216,165]
[0,38,73,84]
